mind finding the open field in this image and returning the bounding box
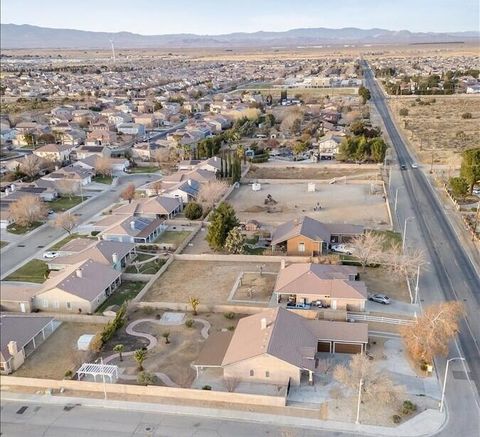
[388,96,480,166]
[228,181,390,228]
[234,87,358,99]
[246,165,379,180]
[14,322,104,380]
[143,260,279,304]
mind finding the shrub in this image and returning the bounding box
[392,414,402,424]
[91,230,100,236]
[227,325,235,331]
[185,319,194,328]
[420,361,429,371]
[461,112,472,119]
[202,385,212,390]
[402,400,417,415]
[64,370,73,379]
[137,371,156,386]
[224,312,235,320]
[142,306,155,315]
[399,108,409,116]
[184,202,203,220]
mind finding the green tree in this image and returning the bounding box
[370,138,388,163]
[162,331,171,344]
[133,349,147,371]
[399,108,409,116]
[293,141,307,155]
[184,202,203,220]
[206,202,239,250]
[358,86,371,104]
[449,177,469,199]
[460,148,480,194]
[225,227,245,254]
[232,157,241,183]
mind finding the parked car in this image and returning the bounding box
[331,244,354,255]
[43,251,59,259]
[400,164,407,170]
[368,293,391,305]
[411,163,418,169]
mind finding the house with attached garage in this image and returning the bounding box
[271,216,363,256]
[99,215,167,244]
[33,143,75,162]
[112,196,182,219]
[163,179,200,204]
[193,307,368,386]
[33,259,122,313]
[273,263,367,311]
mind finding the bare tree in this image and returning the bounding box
[400,301,463,364]
[120,183,136,203]
[334,353,404,406]
[20,155,42,180]
[95,157,113,177]
[222,377,240,393]
[197,180,228,210]
[317,357,335,375]
[9,195,47,227]
[350,231,386,271]
[153,148,170,166]
[150,180,163,196]
[56,179,80,200]
[382,244,426,278]
[53,212,77,235]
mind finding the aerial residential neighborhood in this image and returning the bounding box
[0,2,479,437]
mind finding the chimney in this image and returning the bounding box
[112,253,118,264]
[75,268,83,278]
[187,179,192,186]
[280,259,286,270]
[130,220,136,230]
[7,341,18,356]
[261,318,267,330]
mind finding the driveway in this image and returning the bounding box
[366,299,420,317]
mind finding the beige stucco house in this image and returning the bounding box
[33,143,74,162]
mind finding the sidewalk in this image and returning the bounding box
[1,390,446,437]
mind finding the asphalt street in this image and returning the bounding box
[363,62,480,435]
[0,173,159,278]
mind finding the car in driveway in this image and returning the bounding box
[368,293,391,305]
[331,244,354,255]
[43,251,59,259]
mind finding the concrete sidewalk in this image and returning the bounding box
[1,390,446,437]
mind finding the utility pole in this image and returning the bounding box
[430,149,434,174]
[440,357,465,412]
[473,202,480,242]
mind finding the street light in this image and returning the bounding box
[414,264,420,304]
[355,378,364,424]
[402,216,415,252]
[440,357,466,412]
[96,357,107,400]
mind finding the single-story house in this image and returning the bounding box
[100,215,167,244]
[34,260,122,314]
[194,307,368,386]
[75,145,111,159]
[33,143,74,162]
[42,165,93,186]
[47,239,136,271]
[274,263,367,311]
[0,282,42,313]
[1,314,59,374]
[271,216,364,256]
[163,179,200,204]
[73,155,129,173]
[113,196,182,219]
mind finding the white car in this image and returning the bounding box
[43,251,59,259]
[411,163,418,169]
[331,244,354,255]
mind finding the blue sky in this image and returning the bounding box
[1,0,478,34]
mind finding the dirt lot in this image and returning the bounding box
[143,260,279,304]
[14,322,104,380]
[247,165,379,180]
[102,310,243,387]
[389,96,480,166]
[228,181,390,228]
[361,267,410,303]
[231,272,277,303]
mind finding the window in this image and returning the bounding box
[42,300,48,308]
[249,370,254,377]
[66,302,72,310]
[265,371,270,378]
[298,242,305,253]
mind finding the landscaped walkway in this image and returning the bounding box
[103,315,210,387]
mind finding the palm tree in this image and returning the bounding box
[113,344,124,361]
[162,331,170,344]
[133,349,147,371]
[189,297,200,316]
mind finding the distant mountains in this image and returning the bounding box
[1,23,479,49]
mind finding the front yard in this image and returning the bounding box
[96,281,145,313]
[5,259,49,283]
[7,221,43,235]
[127,166,160,174]
[92,175,113,185]
[49,195,84,212]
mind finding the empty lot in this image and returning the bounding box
[228,181,390,228]
[143,260,279,304]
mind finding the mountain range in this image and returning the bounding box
[1,23,479,49]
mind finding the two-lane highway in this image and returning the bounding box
[362,62,480,398]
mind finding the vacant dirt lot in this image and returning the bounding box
[143,260,279,304]
[247,165,379,180]
[14,322,104,380]
[361,267,410,303]
[231,272,277,303]
[228,181,390,228]
[389,96,480,166]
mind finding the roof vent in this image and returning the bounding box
[75,268,83,278]
[261,318,267,330]
[130,220,136,230]
[7,341,18,356]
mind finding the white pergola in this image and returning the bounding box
[77,363,118,383]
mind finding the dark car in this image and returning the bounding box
[400,164,407,170]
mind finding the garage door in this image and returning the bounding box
[334,343,362,354]
[317,341,331,352]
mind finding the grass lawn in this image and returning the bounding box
[7,221,43,235]
[128,166,160,174]
[49,196,83,212]
[5,259,49,283]
[243,245,266,255]
[92,175,113,185]
[0,241,8,249]
[154,230,190,247]
[371,230,402,249]
[49,233,94,250]
[96,281,145,313]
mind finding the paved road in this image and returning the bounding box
[362,62,480,435]
[0,174,159,278]
[0,400,350,437]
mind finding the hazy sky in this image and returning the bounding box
[2,0,478,34]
